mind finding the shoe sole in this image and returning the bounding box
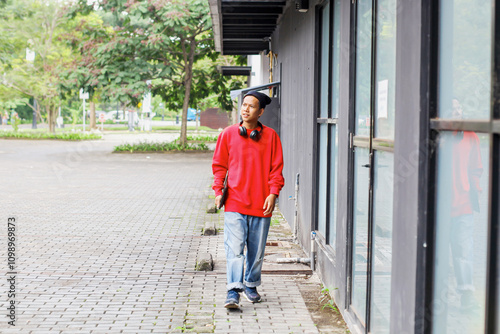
[243,292,261,303]
[224,302,240,309]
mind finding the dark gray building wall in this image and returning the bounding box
[272,1,427,333]
[391,1,422,333]
[273,3,317,251]
[260,97,281,136]
[273,0,353,321]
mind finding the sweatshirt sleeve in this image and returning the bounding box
[469,132,483,193]
[269,133,285,196]
[212,130,229,196]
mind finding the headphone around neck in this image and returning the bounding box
[239,121,263,141]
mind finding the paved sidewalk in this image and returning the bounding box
[0,136,327,333]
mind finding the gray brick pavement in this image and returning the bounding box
[0,137,320,333]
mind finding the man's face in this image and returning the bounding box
[240,95,263,124]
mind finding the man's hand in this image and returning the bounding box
[263,194,277,216]
[215,195,222,209]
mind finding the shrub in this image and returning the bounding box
[0,131,101,141]
[187,134,218,142]
[113,140,209,153]
[12,116,21,132]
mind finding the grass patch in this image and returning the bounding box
[270,218,281,227]
[187,134,218,142]
[5,126,86,133]
[152,125,213,131]
[102,125,214,132]
[152,116,176,121]
[113,139,209,153]
[0,131,102,141]
[103,126,130,131]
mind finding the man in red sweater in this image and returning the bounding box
[212,91,285,308]
[449,99,483,310]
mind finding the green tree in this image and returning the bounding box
[0,0,78,132]
[72,0,243,145]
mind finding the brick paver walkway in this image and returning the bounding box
[0,135,319,333]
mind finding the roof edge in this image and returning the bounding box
[208,0,223,53]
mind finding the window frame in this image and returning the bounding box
[314,0,341,248]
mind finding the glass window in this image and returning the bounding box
[326,0,341,246]
[316,0,340,246]
[329,125,338,246]
[432,132,489,333]
[374,0,396,139]
[437,0,492,120]
[331,0,341,119]
[351,147,370,320]
[319,1,330,119]
[432,1,493,331]
[354,0,372,137]
[370,151,394,333]
[318,124,328,236]
[317,2,330,237]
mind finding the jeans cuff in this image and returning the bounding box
[245,280,261,288]
[227,282,245,291]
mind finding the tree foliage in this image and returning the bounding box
[70,0,245,144]
[0,0,79,132]
[0,0,246,136]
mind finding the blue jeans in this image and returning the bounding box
[224,212,270,291]
[450,214,475,292]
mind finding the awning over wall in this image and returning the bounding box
[218,66,252,76]
[209,0,287,55]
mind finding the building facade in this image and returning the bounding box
[209,0,500,333]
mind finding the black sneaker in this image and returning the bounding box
[224,289,240,309]
[243,286,262,303]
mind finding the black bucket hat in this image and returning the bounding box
[243,91,272,109]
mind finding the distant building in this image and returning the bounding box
[200,108,230,130]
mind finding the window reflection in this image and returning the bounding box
[318,124,328,235]
[352,147,370,320]
[433,131,488,333]
[329,126,338,246]
[433,0,492,329]
[354,0,372,137]
[370,151,394,333]
[438,0,492,120]
[374,0,396,140]
[317,2,330,237]
[331,0,341,119]
[320,1,330,119]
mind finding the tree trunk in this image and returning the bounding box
[37,103,44,124]
[90,102,96,129]
[179,42,196,147]
[47,106,52,132]
[180,78,192,146]
[48,106,56,133]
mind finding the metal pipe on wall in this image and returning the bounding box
[288,173,300,242]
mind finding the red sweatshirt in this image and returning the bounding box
[212,123,285,217]
[451,131,483,217]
